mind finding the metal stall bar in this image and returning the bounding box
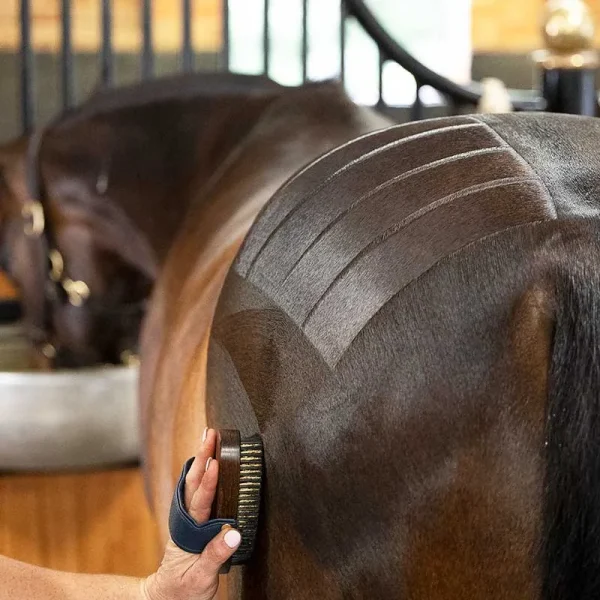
[377,50,385,107]
[263,0,270,75]
[61,0,75,109]
[20,0,35,133]
[301,0,308,82]
[222,0,229,70]
[100,0,114,85]
[411,81,423,121]
[141,0,154,79]
[339,2,346,83]
[182,0,193,72]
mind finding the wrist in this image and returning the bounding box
[139,575,156,600]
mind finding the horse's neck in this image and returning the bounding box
[48,92,280,270]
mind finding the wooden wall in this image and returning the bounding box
[0,467,161,576]
[0,0,222,52]
[0,273,17,300]
[2,0,600,55]
[472,0,600,52]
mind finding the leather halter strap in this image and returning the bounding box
[22,115,144,362]
[24,123,74,345]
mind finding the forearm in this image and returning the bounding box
[0,554,144,600]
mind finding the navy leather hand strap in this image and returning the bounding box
[169,457,237,554]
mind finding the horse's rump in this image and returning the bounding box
[206,113,600,597]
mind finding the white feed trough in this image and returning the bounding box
[0,323,140,471]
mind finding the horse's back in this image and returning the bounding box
[207,113,600,598]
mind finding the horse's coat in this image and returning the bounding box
[146,112,600,598]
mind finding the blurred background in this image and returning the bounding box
[2,0,595,141]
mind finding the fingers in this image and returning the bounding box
[197,526,241,580]
[184,428,217,510]
[188,456,219,523]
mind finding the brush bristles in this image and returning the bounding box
[232,435,263,564]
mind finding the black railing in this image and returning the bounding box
[221,0,230,70]
[301,0,308,83]
[61,0,75,110]
[100,0,114,85]
[339,2,346,84]
[263,0,270,76]
[141,0,154,79]
[19,0,34,133]
[15,0,597,135]
[343,0,545,113]
[182,0,193,72]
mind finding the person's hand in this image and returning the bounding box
[142,429,241,600]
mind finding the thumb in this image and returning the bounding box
[194,526,241,583]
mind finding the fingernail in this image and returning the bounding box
[205,457,212,472]
[224,529,241,549]
[202,427,208,443]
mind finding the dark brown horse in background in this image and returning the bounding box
[145,112,600,599]
[0,72,282,367]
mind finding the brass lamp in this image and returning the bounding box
[535,0,598,69]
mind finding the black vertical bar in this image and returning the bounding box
[61,0,74,109]
[20,0,34,133]
[448,96,459,117]
[339,2,346,84]
[411,81,424,121]
[301,0,308,83]
[222,0,229,70]
[377,49,385,107]
[263,0,270,75]
[101,0,113,85]
[182,0,193,72]
[141,0,154,79]
[542,68,598,116]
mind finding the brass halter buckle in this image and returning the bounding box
[120,349,140,367]
[61,278,90,307]
[22,201,45,237]
[49,249,64,282]
[50,250,91,307]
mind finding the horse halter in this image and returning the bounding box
[21,124,141,365]
[24,126,91,309]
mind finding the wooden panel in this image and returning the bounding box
[0,467,161,576]
[472,0,544,52]
[2,0,599,55]
[0,0,222,52]
[473,0,600,52]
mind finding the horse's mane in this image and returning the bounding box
[53,71,283,131]
[207,113,600,596]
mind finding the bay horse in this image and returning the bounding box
[140,83,391,539]
[145,112,600,599]
[0,72,282,367]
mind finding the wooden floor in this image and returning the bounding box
[0,466,161,577]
